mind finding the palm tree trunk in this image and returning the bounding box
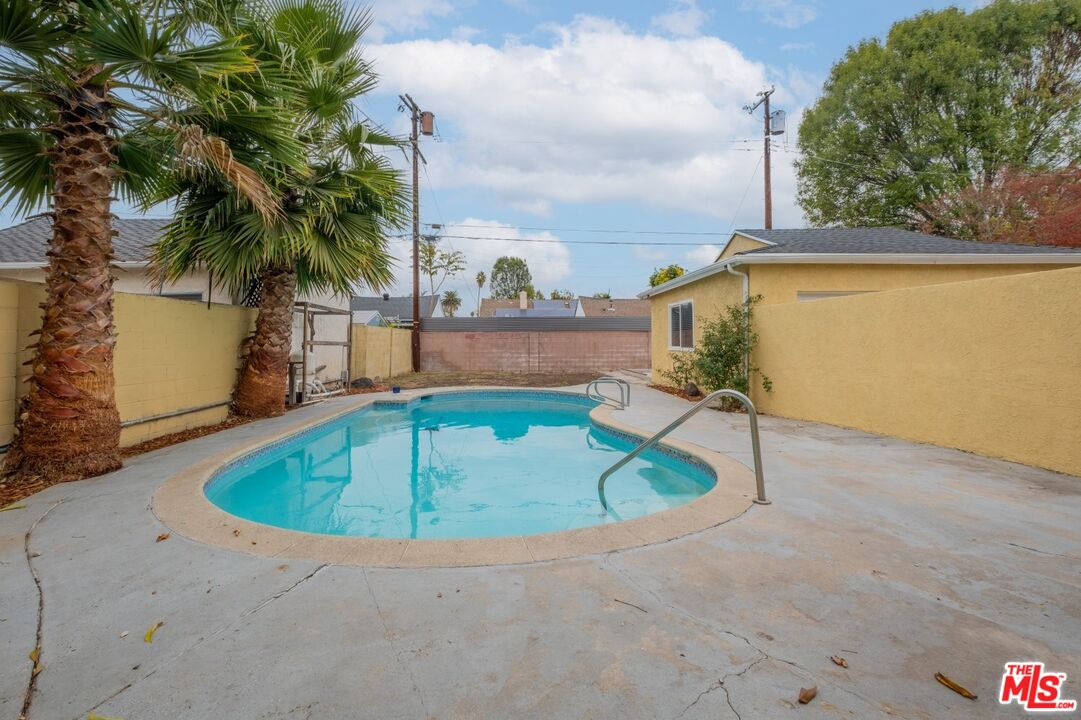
[3,83,122,482]
[233,264,297,417]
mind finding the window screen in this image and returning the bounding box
[669,301,693,350]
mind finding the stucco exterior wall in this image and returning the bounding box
[718,235,769,259]
[3,280,255,449]
[351,325,412,380]
[648,262,1074,383]
[752,266,1081,476]
[748,263,1073,306]
[648,272,743,384]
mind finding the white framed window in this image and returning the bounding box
[668,300,694,350]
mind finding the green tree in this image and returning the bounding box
[153,0,407,418]
[474,270,486,313]
[489,256,533,299]
[419,241,466,295]
[549,289,574,300]
[591,291,612,299]
[649,264,685,287]
[797,0,1081,228]
[0,0,283,481]
[440,289,462,317]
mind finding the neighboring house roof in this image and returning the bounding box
[730,227,1081,256]
[350,294,440,321]
[479,298,580,317]
[642,227,1081,298]
[0,217,169,265]
[351,310,386,326]
[579,297,650,317]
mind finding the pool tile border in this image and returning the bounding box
[152,386,758,568]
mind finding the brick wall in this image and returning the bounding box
[419,330,650,372]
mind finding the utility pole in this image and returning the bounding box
[398,94,433,371]
[743,86,784,230]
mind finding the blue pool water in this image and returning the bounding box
[206,391,715,539]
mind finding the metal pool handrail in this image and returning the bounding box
[597,389,769,511]
[586,377,631,409]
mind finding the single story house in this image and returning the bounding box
[640,228,1081,384]
[350,294,442,326]
[0,216,355,386]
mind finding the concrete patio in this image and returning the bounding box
[1,382,1078,719]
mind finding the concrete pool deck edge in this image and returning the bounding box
[151,387,757,568]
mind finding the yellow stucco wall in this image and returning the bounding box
[0,283,20,445]
[649,272,743,383]
[752,266,1081,476]
[4,280,256,449]
[749,263,1073,306]
[718,234,769,259]
[648,262,1075,383]
[351,325,412,380]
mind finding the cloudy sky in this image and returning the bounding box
[0,0,964,302]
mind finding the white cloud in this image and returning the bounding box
[370,16,809,227]
[634,246,669,262]
[684,243,722,268]
[741,0,817,29]
[650,0,707,38]
[387,219,572,306]
[508,198,552,216]
[450,25,481,42]
[779,41,814,52]
[366,0,455,42]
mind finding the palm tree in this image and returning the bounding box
[441,290,462,317]
[153,0,407,418]
[0,0,287,481]
[475,271,486,313]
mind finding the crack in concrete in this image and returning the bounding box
[77,562,329,720]
[607,553,917,720]
[241,564,328,618]
[1005,541,1080,561]
[19,498,65,720]
[362,568,431,720]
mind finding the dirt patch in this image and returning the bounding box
[648,383,700,402]
[120,416,256,458]
[378,371,604,389]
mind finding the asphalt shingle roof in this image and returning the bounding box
[350,294,440,321]
[0,217,170,264]
[733,228,1081,255]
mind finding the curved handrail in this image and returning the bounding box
[597,389,769,511]
[586,377,631,409]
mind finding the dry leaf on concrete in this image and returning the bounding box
[830,656,849,668]
[935,672,977,700]
[144,621,164,644]
[156,533,170,542]
[798,686,818,704]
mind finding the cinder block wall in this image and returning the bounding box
[752,266,1081,477]
[351,325,412,379]
[3,280,255,449]
[419,330,650,372]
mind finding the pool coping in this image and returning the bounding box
[152,387,758,568]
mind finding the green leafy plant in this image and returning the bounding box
[649,264,685,287]
[661,296,771,410]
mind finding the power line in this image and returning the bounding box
[391,233,721,246]
[727,153,764,234]
[424,223,734,237]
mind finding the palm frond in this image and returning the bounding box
[175,124,280,219]
[0,128,51,215]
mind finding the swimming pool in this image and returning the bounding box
[206,391,716,539]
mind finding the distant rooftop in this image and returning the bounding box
[349,294,440,322]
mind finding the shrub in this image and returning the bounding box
[660,296,771,410]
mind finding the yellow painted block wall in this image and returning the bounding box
[8,281,255,448]
[752,265,1081,476]
[0,282,21,446]
[350,325,412,380]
